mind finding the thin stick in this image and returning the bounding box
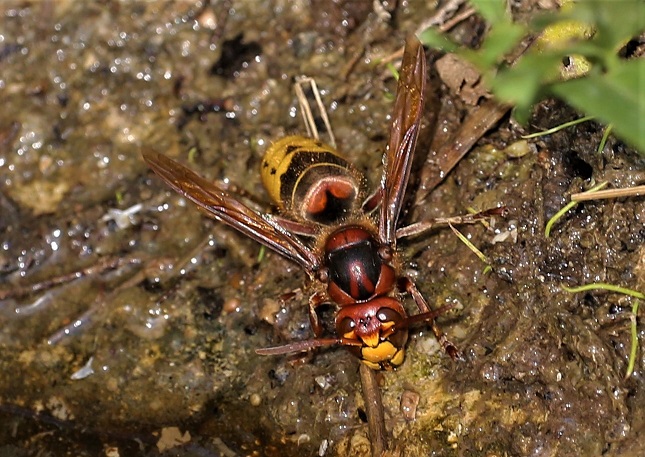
[294,77,317,140]
[360,364,387,456]
[415,0,466,36]
[571,185,645,202]
[294,76,336,148]
[438,7,476,32]
[0,256,141,300]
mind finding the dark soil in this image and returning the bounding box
[1,1,643,456]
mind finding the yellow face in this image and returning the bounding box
[360,341,406,371]
[261,135,366,224]
[336,300,409,370]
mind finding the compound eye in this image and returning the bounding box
[317,267,329,284]
[378,246,392,261]
[337,316,356,336]
[377,307,402,325]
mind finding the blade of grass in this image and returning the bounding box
[626,300,639,380]
[448,223,489,264]
[522,115,594,139]
[562,283,642,380]
[561,283,644,299]
[597,124,612,154]
[545,181,608,237]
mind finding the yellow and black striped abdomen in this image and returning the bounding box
[261,136,366,224]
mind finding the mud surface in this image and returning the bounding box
[1,1,643,456]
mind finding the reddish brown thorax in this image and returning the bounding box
[323,226,396,305]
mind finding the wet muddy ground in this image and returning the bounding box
[1,1,644,456]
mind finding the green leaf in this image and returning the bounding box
[568,0,645,51]
[490,53,561,111]
[418,28,458,53]
[549,59,645,152]
[419,0,644,154]
[469,0,510,25]
[473,22,526,68]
